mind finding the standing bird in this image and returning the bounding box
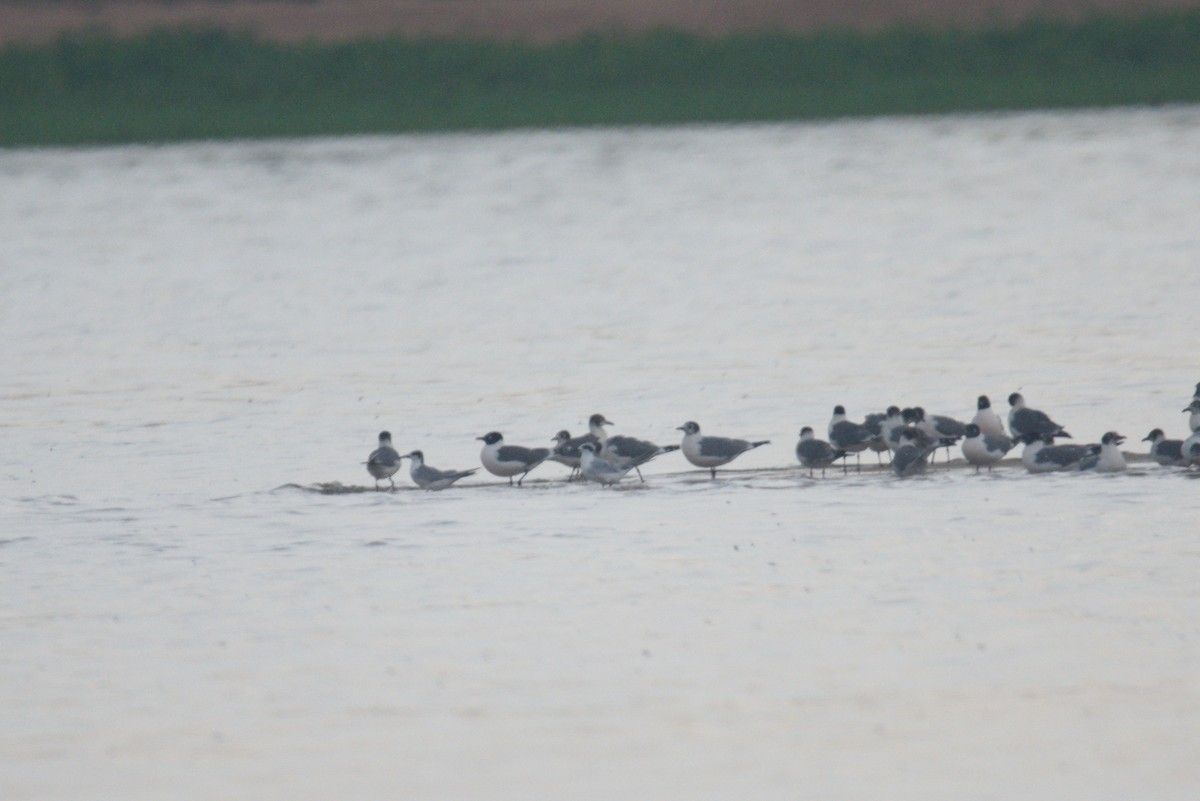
[913,407,967,463]
[677,421,769,479]
[548,413,614,472]
[548,430,585,479]
[582,413,615,443]
[1077,432,1127,473]
[1008,392,1071,440]
[891,429,931,477]
[961,423,1013,472]
[404,450,478,490]
[366,430,404,491]
[795,426,845,477]
[971,395,1008,439]
[893,408,938,453]
[477,431,550,486]
[862,410,891,465]
[579,442,637,487]
[1184,399,1200,434]
[880,406,907,450]
[548,412,615,477]
[1182,428,1200,467]
[1019,433,1097,473]
[828,405,875,473]
[600,431,679,482]
[1142,429,1188,467]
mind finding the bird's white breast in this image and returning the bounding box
[963,436,1002,465]
[972,408,1006,439]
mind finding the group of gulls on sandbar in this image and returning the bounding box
[365,383,1200,490]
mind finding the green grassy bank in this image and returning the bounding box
[3,10,1200,146]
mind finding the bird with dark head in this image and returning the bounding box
[961,422,1013,472]
[1008,392,1071,440]
[827,405,874,473]
[677,421,770,479]
[477,431,549,486]
[366,430,404,490]
[795,426,846,477]
[1142,428,1188,467]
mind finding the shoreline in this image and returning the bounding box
[4,12,1200,147]
[4,0,1200,44]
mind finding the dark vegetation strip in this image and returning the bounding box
[3,10,1200,146]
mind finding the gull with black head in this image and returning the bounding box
[366,430,404,491]
[1019,432,1096,473]
[795,426,845,477]
[579,442,638,487]
[477,431,550,486]
[880,406,907,450]
[862,410,890,465]
[1008,392,1071,440]
[549,430,584,478]
[1182,427,1200,468]
[1077,432,1127,473]
[677,421,769,479]
[828,405,874,473]
[961,423,1013,472]
[1142,429,1188,467]
[550,413,615,480]
[1183,399,1200,434]
[913,406,967,463]
[971,395,1007,439]
[892,408,937,454]
[601,426,679,482]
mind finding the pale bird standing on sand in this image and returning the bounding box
[677,421,769,479]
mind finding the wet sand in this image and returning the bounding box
[295,451,1170,494]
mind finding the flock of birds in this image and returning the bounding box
[364,384,1200,490]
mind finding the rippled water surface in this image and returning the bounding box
[3,107,1200,800]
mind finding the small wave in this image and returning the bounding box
[17,494,79,506]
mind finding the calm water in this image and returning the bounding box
[3,107,1199,800]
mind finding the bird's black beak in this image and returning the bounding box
[475,436,485,441]
[1141,435,1152,442]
